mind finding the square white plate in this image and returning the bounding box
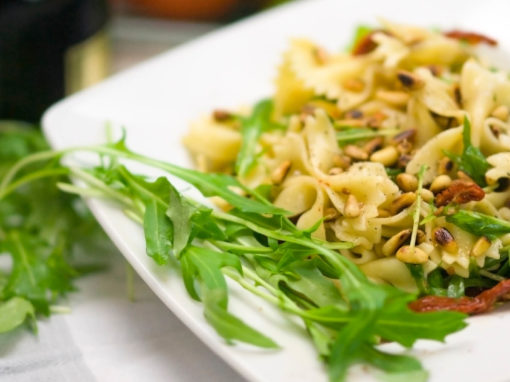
[43,1,510,381]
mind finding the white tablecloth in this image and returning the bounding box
[0,250,245,382]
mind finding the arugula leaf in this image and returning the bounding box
[329,313,376,382]
[235,99,280,177]
[167,184,195,257]
[144,199,173,265]
[204,290,278,348]
[446,210,510,240]
[445,116,489,185]
[361,345,425,375]
[446,275,465,298]
[0,297,35,333]
[1,231,76,314]
[181,246,241,308]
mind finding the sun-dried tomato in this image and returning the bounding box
[435,179,485,207]
[444,30,497,46]
[409,279,510,314]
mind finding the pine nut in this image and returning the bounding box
[370,146,399,166]
[363,137,384,155]
[375,90,410,106]
[396,245,429,264]
[433,227,458,254]
[390,192,416,215]
[271,160,292,184]
[344,145,368,161]
[344,194,361,218]
[430,175,452,194]
[382,229,412,256]
[491,105,509,121]
[420,189,434,203]
[397,70,424,90]
[471,236,491,257]
[396,173,418,192]
[332,154,351,169]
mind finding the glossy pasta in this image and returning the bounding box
[183,20,510,294]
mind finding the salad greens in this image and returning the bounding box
[0,134,468,382]
[0,122,108,335]
[446,210,510,240]
[445,116,489,186]
[235,99,283,177]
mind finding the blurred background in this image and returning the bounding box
[0,0,289,123]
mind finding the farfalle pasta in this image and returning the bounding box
[184,20,510,297]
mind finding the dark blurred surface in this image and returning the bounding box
[0,0,109,122]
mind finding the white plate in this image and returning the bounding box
[43,1,510,381]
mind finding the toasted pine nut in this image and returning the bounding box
[397,70,424,90]
[471,236,491,257]
[433,227,458,254]
[342,78,365,92]
[392,129,416,144]
[437,157,454,175]
[271,160,292,184]
[420,189,434,203]
[491,105,509,121]
[396,140,413,154]
[390,192,416,215]
[396,245,429,264]
[430,175,452,194]
[363,137,384,154]
[397,154,413,168]
[396,173,418,192]
[344,145,368,161]
[328,167,343,175]
[324,207,339,221]
[344,194,361,218]
[375,90,410,106]
[370,146,399,166]
[332,154,351,169]
[382,229,411,256]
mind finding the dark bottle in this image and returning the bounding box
[0,0,109,123]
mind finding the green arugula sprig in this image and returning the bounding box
[0,137,468,382]
[445,116,489,186]
[446,210,510,240]
[0,122,108,334]
[235,99,284,177]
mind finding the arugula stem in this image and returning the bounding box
[210,240,273,254]
[410,166,426,249]
[0,168,69,200]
